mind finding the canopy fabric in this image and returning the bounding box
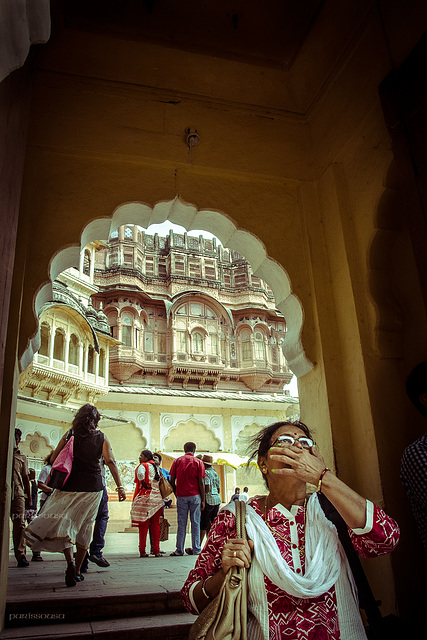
[160,451,258,470]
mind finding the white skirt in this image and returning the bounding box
[25,490,102,552]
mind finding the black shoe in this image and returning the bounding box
[75,573,85,582]
[170,551,184,556]
[65,562,77,587]
[17,556,29,567]
[89,554,110,567]
[185,547,194,555]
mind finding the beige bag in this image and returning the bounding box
[188,499,248,640]
[159,515,170,542]
[159,474,173,499]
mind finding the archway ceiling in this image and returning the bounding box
[23,197,313,379]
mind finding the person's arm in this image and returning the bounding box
[23,465,31,507]
[270,444,367,529]
[170,460,177,494]
[38,480,53,495]
[189,515,253,613]
[102,436,126,501]
[198,476,205,511]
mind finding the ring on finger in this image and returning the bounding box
[233,550,237,558]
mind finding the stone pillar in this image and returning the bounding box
[78,343,84,375]
[83,346,88,380]
[94,349,99,380]
[89,246,95,282]
[64,333,70,369]
[48,326,55,367]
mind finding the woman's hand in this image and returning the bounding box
[269,443,326,485]
[221,537,254,575]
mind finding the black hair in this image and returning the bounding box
[15,428,22,442]
[406,362,427,419]
[247,419,314,469]
[140,449,160,481]
[243,486,248,492]
[234,487,240,493]
[72,404,101,436]
[184,442,196,453]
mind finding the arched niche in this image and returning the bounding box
[21,197,313,379]
[164,419,221,452]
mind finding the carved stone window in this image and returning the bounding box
[53,329,65,361]
[39,323,50,357]
[69,334,79,366]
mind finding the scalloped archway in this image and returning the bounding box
[21,197,313,378]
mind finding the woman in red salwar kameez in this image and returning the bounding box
[181,421,400,640]
[131,449,163,557]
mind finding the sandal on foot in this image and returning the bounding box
[75,573,85,581]
[139,552,149,558]
[65,562,77,587]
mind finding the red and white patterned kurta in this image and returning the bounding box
[181,497,400,640]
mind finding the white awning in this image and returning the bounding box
[160,451,258,470]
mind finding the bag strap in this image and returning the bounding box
[235,499,247,540]
[317,493,383,633]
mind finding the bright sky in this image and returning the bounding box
[284,375,299,397]
[144,221,221,243]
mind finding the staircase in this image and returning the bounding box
[1,589,195,639]
[2,525,199,640]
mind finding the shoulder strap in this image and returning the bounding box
[235,499,247,540]
[317,493,383,629]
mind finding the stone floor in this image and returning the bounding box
[6,530,198,600]
[3,531,199,637]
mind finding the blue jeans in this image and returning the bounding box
[176,495,201,555]
[90,486,109,555]
[81,487,109,569]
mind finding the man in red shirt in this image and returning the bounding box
[169,442,205,556]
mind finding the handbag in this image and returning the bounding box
[48,429,74,489]
[159,474,173,499]
[188,499,248,640]
[159,515,170,542]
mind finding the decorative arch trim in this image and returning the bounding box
[160,412,224,450]
[21,197,313,377]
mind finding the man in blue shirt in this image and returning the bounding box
[199,455,221,545]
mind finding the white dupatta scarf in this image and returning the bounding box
[223,494,367,640]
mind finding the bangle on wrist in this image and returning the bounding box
[317,468,330,493]
[201,576,211,600]
[116,486,124,491]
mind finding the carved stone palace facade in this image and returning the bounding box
[16,228,299,519]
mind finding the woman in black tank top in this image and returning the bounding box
[25,404,126,587]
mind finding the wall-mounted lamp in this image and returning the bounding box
[185,128,200,149]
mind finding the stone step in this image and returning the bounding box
[5,590,186,628]
[0,612,195,640]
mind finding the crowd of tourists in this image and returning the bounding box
[10,358,427,637]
